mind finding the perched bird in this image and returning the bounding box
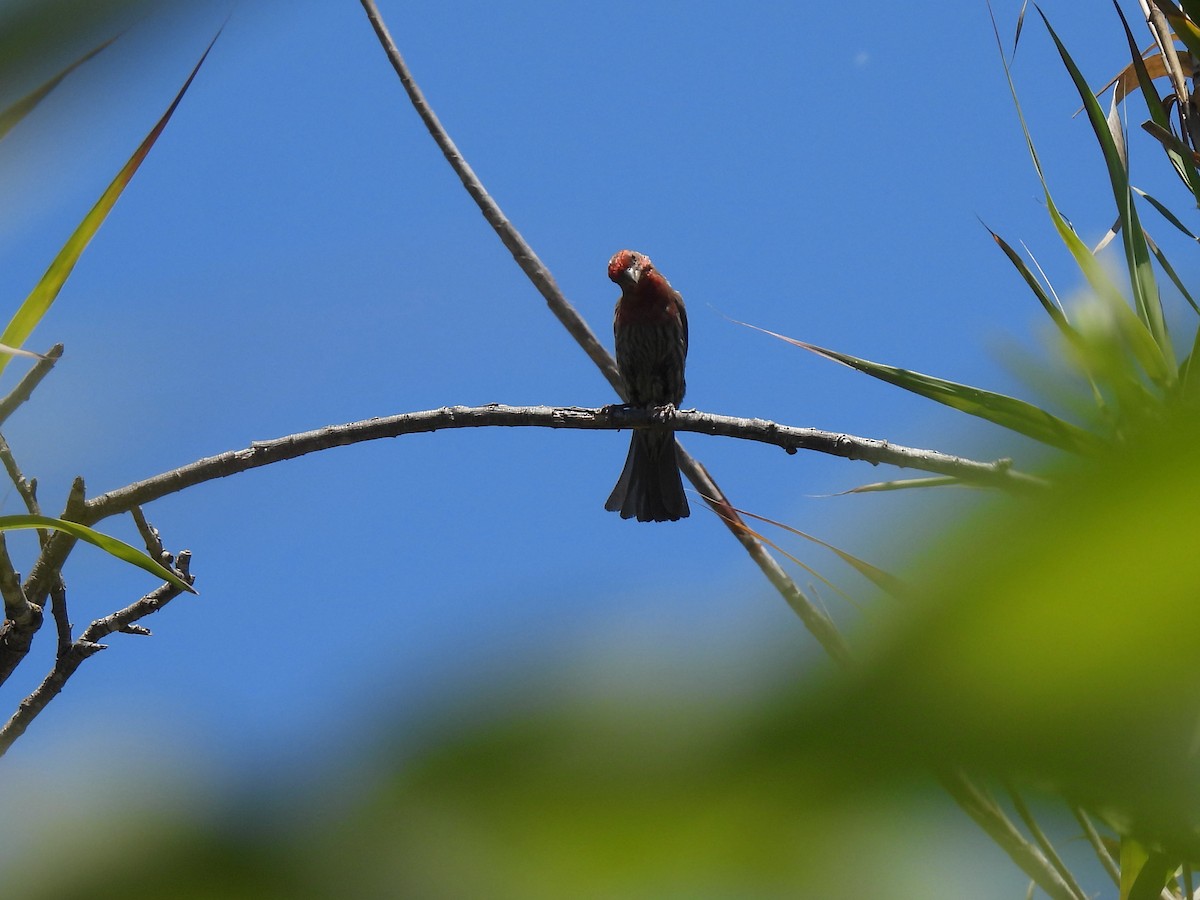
[605,249,690,522]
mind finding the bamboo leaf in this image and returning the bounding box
[1142,230,1200,315]
[1040,9,1174,373]
[0,514,194,593]
[983,222,1071,331]
[1113,0,1200,196]
[1180,0,1200,23]
[713,513,859,609]
[1119,837,1176,900]
[1133,187,1199,241]
[0,31,220,377]
[0,36,116,142]
[829,476,966,495]
[740,319,1104,454]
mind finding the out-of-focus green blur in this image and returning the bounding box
[0,672,1025,900]
[798,397,1200,858]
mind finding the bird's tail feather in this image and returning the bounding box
[605,431,689,522]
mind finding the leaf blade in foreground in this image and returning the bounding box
[0,514,194,593]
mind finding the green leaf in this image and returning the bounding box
[0,36,115,142]
[1178,321,1200,395]
[741,320,1104,455]
[990,5,1172,390]
[1120,838,1176,900]
[791,410,1200,852]
[0,30,220,378]
[832,476,966,494]
[1114,2,1200,199]
[1040,9,1174,372]
[0,514,194,593]
[1180,0,1200,25]
[982,222,1071,331]
[1134,187,1199,243]
[733,504,907,600]
[1142,230,1200,316]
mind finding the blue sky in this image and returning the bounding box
[0,0,1171,819]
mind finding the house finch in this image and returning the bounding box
[604,249,690,522]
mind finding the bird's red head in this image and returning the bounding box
[608,249,653,287]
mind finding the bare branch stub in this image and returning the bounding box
[131,506,166,562]
[0,534,31,624]
[49,581,72,659]
[0,344,63,428]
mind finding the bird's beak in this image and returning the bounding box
[619,265,641,287]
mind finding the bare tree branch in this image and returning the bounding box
[78,404,1040,525]
[48,580,71,658]
[2,401,1033,689]
[0,551,193,757]
[0,479,85,684]
[0,535,31,623]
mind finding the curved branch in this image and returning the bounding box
[80,404,1042,525]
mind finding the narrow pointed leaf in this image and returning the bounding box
[742,320,1103,454]
[713,512,857,608]
[1181,0,1200,23]
[984,222,1070,330]
[0,514,194,593]
[0,36,115,142]
[1134,187,1199,241]
[831,476,966,494]
[993,5,1170,388]
[1090,47,1181,110]
[735,506,908,599]
[1012,0,1028,57]
[1179,321,1200,393]
[1119,836,1176,900]
[1040,9,1173,371]
[1114,0,1200,205]
[0,343,47,361]
[0,31,220,377]
[1142,230,1200,315]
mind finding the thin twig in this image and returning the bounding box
[0,479,84,685]
[357,2,619,389]
[130,506,165,561]
[0,344,62,428]
[0,551,193,757]
[0,431,46,549]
